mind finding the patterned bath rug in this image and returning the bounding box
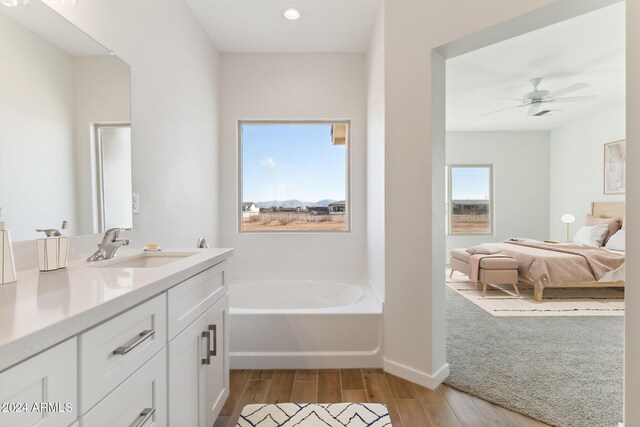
[237,402,391,426]
[446,270,624,317]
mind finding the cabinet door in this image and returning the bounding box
[167,262,226,340]
[79,294,166,414]
[168,313,207,427]
[0,338,77,427]
[80,349,166,427]
[205,295,229,427]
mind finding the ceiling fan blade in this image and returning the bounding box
[546,83,589,99]
[547,95,597,103]
[481,104,527,116]
[527,103,543,117]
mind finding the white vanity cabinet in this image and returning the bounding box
[0,254,230,427]
[168,263,229,427]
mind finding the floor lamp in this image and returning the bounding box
[561,214,576,242]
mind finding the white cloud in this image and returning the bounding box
[260,157,276,168]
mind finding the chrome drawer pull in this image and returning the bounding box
[133,407,155,427]
[202,331,211,365]
[209,324,217,357]
[113,329,155,355]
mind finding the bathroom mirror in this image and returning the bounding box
[0,0,132,241]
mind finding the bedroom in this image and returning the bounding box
[443,3,625,426]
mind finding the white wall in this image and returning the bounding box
[626,1,640,422]
[366,1,386,299]
[0,13,77,241]
[73,56,131,234]
[446,131,550,255]
[46,0,220,248]
[380,0,624,390]
[549,104,625,241]
[219,53,367,277]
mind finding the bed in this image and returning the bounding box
[452,202,625,302]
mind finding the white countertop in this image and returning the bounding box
[0,247,233,372]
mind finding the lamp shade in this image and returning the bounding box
[561,213,576,224]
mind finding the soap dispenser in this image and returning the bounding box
[36,221,69,271]
[0,208,17,285]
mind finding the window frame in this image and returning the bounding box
[446,164,494,236]
[237,119,352,234]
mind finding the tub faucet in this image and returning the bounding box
[87,227,132,261]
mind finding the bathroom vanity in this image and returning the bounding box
[0,247,233,427]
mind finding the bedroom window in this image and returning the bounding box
[238,121,350,233]
[446,165,493,235]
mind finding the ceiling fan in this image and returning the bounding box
[483,77,596,117]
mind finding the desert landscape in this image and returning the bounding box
[450,214,490,233]
[242,213,347,231]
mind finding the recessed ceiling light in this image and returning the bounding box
[283,7,302,21]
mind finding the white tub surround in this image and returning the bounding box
[231,281,365,311]
[229,279,383,369]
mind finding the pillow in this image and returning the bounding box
[572,224,609,247]
[585,215,622,245]
[605,229,625,252]
[466,245,499,255]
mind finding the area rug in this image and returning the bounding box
[447,270,624,317]
[237,403,391,426]
[445,287,623,427]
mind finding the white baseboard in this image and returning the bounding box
[231,350,383,370]
[383,358,450,389]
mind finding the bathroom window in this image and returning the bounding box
[239,121,350,232]
[446,165,493,235]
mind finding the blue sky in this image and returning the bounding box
[242,124,346,203]
[450,167,491,200]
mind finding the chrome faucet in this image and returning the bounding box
[87,228,132,261]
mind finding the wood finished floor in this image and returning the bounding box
[214,369,549,427]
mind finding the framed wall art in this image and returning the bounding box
[604,140,626,194]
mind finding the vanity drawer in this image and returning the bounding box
[167,262,226,340]
[80,348,166,427]
[79,294,167,414]
[0,338,77,427]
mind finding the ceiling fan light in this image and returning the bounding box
[0,0,30,7]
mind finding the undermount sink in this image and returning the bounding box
[91,252,196,268]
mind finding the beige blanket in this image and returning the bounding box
[477,241,625,286]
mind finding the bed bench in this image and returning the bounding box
[450,249,520,297]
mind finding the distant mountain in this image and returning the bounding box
[313,199,337,207]
[255,199,337,208]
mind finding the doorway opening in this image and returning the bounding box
[93,123,133,233]
[435,2,625,425]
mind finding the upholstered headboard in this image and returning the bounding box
[591,202,625,226]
